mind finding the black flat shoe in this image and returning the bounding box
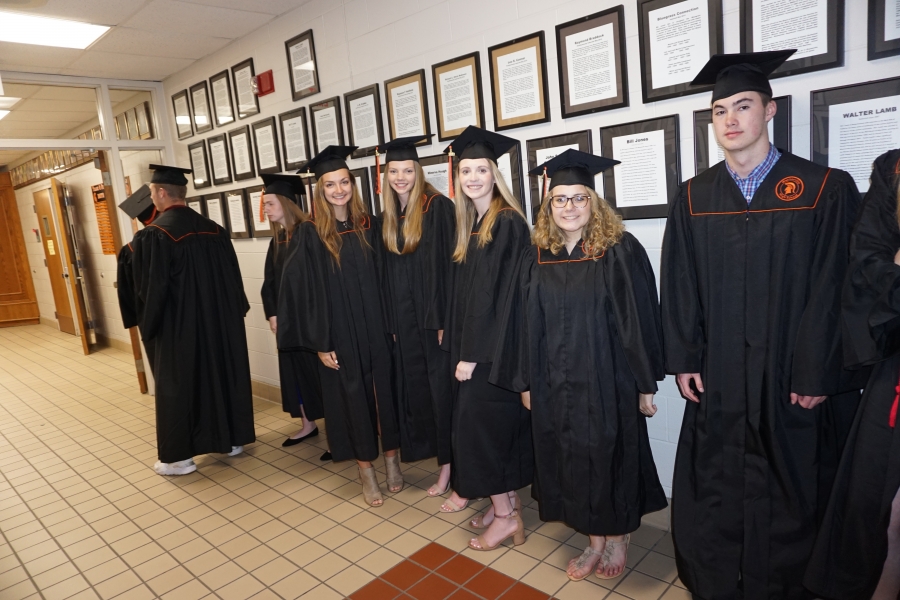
[282,427,319,447]
[320,451,332,461]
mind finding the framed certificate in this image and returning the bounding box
[186,196,205,217]
[497,142,525,205]
[419,154,453,197]
[245,185,272,238]
[345,84,385,159]
[231,58,260,120]
[556,7,629,118]
[228,125,256,181]
[126,108,140,139]
[209,69,235,127]
[351,167,375,215]
[251,117,282,176]
[526,131,593,224]
[279,107,310,171]
[740,0,843,78]
[172,89,193,140]
[869,0,900,60]
[285,29,320,101]
[224,189,251,240]
[207,134,233,186]
[488,32,551,131]
[203,193,225,228]
[599,115,681,220]
[190,81,213,133]
[811,76,900,193]
[384,69,432,141]
[187,140,211,190]
[432,52,485,141]
[309,96,345,155]
[638,0,723,103]
[136,101,154,139]
[114,113,127,140]
[694,95,791,174]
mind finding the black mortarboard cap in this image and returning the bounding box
[118,184,157,224]
[383,134,432,163]
[149,164,191,186]
[298,145,357,180]
[443,126,517,163]
[528,149,619,190]
[261,174,306,204]
[691,50,796,102]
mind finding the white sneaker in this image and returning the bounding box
[153,459,196,475]
[225,446,243,456]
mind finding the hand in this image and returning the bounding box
[677,373,704,403]
[455,361,476,381]
[437,329,444,345]
[791,393,827,409]
[392,334,397,342]
[318,351,339,370]
[639,393,657,416]
[268,316,277,334]
[521,391,531,410]
[895,248,900,266]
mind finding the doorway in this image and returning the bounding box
[33,186,75,335]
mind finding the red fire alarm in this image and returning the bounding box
[255,70,275,97]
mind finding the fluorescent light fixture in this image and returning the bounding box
[175,116,191,125]
[0,11,109,49]
[0,97,21,110]
[0,110,10,121]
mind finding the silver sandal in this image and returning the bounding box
[567,546,604,581]
[385,454,403,493]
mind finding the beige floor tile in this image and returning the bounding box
[234,545,279,571]
[632,525,666,550]
[146,566,195,596]
[1,578,39,599]
[197,562,246,590]
[42,574,91,600]
[325,564,374,597]
[82,556,130,586]
[634,551,677,583]
[305,552,350,581]
[356,546,404,576]
[216,574,265,600]
[93,570,143,600]
[218,534,262,559]
[251,556,298,586]
[362,521,405,545]
[520,562,569,596]
[555,579,611,600]
[490,548,540,580]
[614,570,670,600]
[296,584,343,600]
[133,552,178,581]
[120,542,166,569]
[160,579,211,600]
[662,586,692,600]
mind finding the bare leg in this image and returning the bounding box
[289,405,317,439]
[873,485,900,599]
[471,491,517,528]
[428,463,452,496]
[469,492,517,549]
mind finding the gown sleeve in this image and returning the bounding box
[660,184,706,374]
[488,245,535,393]
[841,150,900,368]
[608,232,665,394]
[422,196,456,331]
[277,222,332,353]
[790,169,862,395]
[132,227,172,342]
[261,237,278,320]
[371,216,395,337]
[116,241,138,329]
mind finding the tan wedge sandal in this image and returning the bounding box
[359,466,383,507]
[384,454,404,493]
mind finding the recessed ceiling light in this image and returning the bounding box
[0,110,10,121]
[0,11,109,49]
[0,97,21,110]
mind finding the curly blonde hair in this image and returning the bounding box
[532,186,624,258]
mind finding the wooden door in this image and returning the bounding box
[33,187,76,334]
[0,172,40,327]
[50,178,92,355]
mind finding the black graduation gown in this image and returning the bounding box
[116,233,156,375]
[277,217,400,463]
[261,230,323,421]
[131,205,256,463]
[381,194,455,463]
[660,152,864,600]
[442,208,533,498]
[490,234,668,536]
[804,149,900,599]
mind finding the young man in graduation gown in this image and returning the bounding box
[660,52,864,599]
[131,165,255,476]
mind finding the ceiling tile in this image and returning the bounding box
[0,0,149,25]
[180,0,305,16]
[90,26,231,60]
[16,98,97,112]
[66,50,195,80]
[0,42,81,69]
[30,86,98,101]
[122,0,273,39]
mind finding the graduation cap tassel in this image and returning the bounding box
[447,146,455,200]
[374,147,381,195]
[259,195,266,223]
[542,166,549,199]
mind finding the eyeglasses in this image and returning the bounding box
[550,194,589,208]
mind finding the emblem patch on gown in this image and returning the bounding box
[775,176,804,201]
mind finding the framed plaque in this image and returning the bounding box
[309,96,345,155]
[811,76,900,193]
[232,58,260,120]
[694,95,792,174]
[432,52,485,141]
[557,6,629,118]
[126,108,140,139]
[740,0,843,78]
[869,0,900,60]
[351,167,375,215]
[420,154,453,197]
[279,107,311,171]
[186,196,205,217]
[599,115,681,220]
[189,81,213,134]
[345,84,385,159]
[637,0,723,103]
[209,69,235,127]
[207,133,233,186]
[172,89,193,140]
[488,32,551,131]
[497,142,525,206]
[203,193,226,228]
[526,130,593,224]
[245,185,273,238]
[385,69,432,141]
[285,29,320,101]
[136,101,153,139]
[224,189,251,240]
[114,113,127,140]
[228,125,256,181]
[187,140,211,190]
[251,117,282,176]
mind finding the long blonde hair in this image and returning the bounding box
[532,186,624,259]
[270,194,309,256]
[452,161,527,263]
[311,171,370,266]
[381,162,441,254]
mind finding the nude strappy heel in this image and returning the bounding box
[468,509,525,551]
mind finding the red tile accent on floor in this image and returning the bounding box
[409,541,456,570]
[349,577,402,600]
[498,582,552,600]
[436,554,484,585]
[382,560,430,590]
[465,568,518,599]
[447,590,482,600]
[407,573,458,600]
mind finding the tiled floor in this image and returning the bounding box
[0,325,687,599]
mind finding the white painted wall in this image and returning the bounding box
[160,0,900,495]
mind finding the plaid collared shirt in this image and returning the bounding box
[725,144,781,204]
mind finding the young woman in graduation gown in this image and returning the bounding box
[804,148,900,599]
[491,150,668,580]
[259,175,324,447]
[438,126,533,551]
[377,135,457,498]
[278,146,402,506]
